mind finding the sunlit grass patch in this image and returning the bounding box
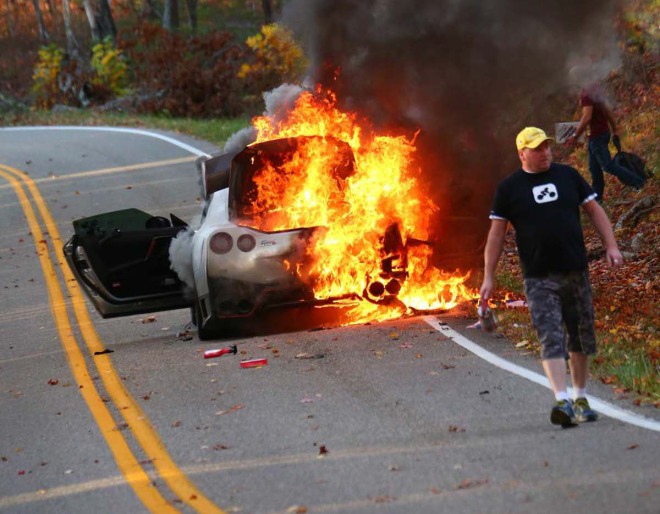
[592,333,660,405]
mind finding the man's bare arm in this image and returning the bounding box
[480,219,509,300]
[573,105,593,140]
[582,199,623,266]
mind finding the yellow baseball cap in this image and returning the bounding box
[515,127,553,150]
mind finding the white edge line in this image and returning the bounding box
[0,125,212,158]
[423,316,660,432]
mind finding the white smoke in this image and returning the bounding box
[169,228,195,289]
[223,127,256,154]
[567,56,622,97]
[263,83,305,124]
[223,83,305,154]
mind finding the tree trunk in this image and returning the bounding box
[32,0,50,42]
[82,0,117,43]
[4,0,15,37]
[97,0,117,42]
[184,0,197,32]
[163,0,180,32]
[82,0,100,41]
[262,0,273,25]
[140,0,158,20]
[61,0,79,57]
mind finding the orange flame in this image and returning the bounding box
[247,88,477,322]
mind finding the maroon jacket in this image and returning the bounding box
[580,87,610,139]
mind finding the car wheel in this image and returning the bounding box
[192,301,213,341]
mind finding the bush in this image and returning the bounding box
[31,44,65,109]
[31,39,131,109]
[119,24,247,118]
[238,23,309,111]
[91,37,129,96]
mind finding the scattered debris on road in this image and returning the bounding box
[295,352,325,360]
[203,345,238,359]
[240,358,268,368]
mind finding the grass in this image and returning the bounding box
[594,334,660,403]
[494,268,524,295]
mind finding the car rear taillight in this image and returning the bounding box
[210,232,233,254]
[237,234,256,252]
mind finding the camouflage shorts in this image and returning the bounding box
[523,270,596,360]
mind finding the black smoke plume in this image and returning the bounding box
[281,0,621,268]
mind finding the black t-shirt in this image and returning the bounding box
[490,163,597,278]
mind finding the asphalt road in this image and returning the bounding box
[0,127,658,514]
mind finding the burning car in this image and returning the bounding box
[64,89,477,339]
[64,135,431,339]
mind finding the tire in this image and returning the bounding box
[192,301,213,341]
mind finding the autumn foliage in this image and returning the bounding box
[0,1,306,117]
[238,23,308,110]
[118,24,248,117]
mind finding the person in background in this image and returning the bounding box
[566,83,645,201]
[481,127,623,428]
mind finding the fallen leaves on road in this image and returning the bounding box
[295,352,325,359]
[286,506,308,513]
[177,329,193,341]
[455,478,488,490]
[371,495,395,503]
[215,404,245,416]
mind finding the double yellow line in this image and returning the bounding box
[0,164,225,514]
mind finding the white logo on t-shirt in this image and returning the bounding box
[532,183,558,204]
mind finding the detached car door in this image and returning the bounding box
[63,208,190,317]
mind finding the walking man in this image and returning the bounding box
[480,127,623,428]
[567,83,645,201]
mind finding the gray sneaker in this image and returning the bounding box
[550,400,578,428]
[573,397,599,422]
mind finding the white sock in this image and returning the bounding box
[555,391,570,402]
[573,388,587,400]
